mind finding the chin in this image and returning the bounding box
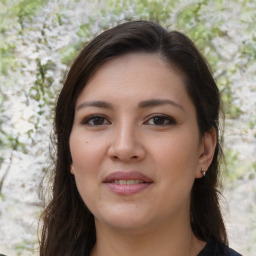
[95,206,153,231]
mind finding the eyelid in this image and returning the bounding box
[144,113,177,126]
[79,113,176,126]
[80,114,111,126]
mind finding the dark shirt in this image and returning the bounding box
[198,238,242,256]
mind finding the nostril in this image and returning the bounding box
[107,139,146,161]
[112,154,138,160]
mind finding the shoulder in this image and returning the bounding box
[225,247,243,256]
[198,238,242,256]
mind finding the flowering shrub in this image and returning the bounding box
[0,0,255,255]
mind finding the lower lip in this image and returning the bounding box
[105,183,152,195]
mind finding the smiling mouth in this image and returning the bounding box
[103,171,153,195]
[103,171,153,183]
[112,179,147,185]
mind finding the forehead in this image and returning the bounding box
[76,53,192,109]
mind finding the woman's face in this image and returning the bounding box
[69,53,208,231]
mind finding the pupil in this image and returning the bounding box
[93,117,104,125]
[153,117,164,125]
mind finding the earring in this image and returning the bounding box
[201,168,206,177]
[70,165,75,174]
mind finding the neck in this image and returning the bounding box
[90,214,205,256]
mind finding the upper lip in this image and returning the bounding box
[103,171,153,183]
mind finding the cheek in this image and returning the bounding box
[150,131,200,187]
[69,134,103,207]
[152,133,199,166]
[69,132,110,202]
[69,132,106,170]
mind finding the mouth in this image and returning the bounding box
[112,180,147,185]
[103,171,153,195]
[103,171,153,183]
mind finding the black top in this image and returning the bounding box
[198,238,242,256]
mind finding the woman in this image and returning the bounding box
[40,21,241,256]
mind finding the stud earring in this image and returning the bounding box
[70,165,75,174]
[201,168,206,177]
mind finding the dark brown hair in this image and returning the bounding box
[39,20,227,256]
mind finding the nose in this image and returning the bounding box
[107,123,146,162]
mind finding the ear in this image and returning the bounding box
[195,128,217,178]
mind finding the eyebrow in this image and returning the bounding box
[76,98,184,111]
[138,99,184,111]
[77,101,113,111]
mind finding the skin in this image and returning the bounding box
[69,53,216,256]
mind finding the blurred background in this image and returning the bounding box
[0,0,255,255]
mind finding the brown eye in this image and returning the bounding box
[82,115,110,126]
[145,114,176,126]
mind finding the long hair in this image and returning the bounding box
[39,20,227,256]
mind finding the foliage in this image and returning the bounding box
[14,238,36,256]
[0,0,255,255]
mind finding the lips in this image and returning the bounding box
[103,171,153,195]
[103,171,153,183]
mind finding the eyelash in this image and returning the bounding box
[81,114,176,127]
[81,114,111,126]
[144,114,176,126]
